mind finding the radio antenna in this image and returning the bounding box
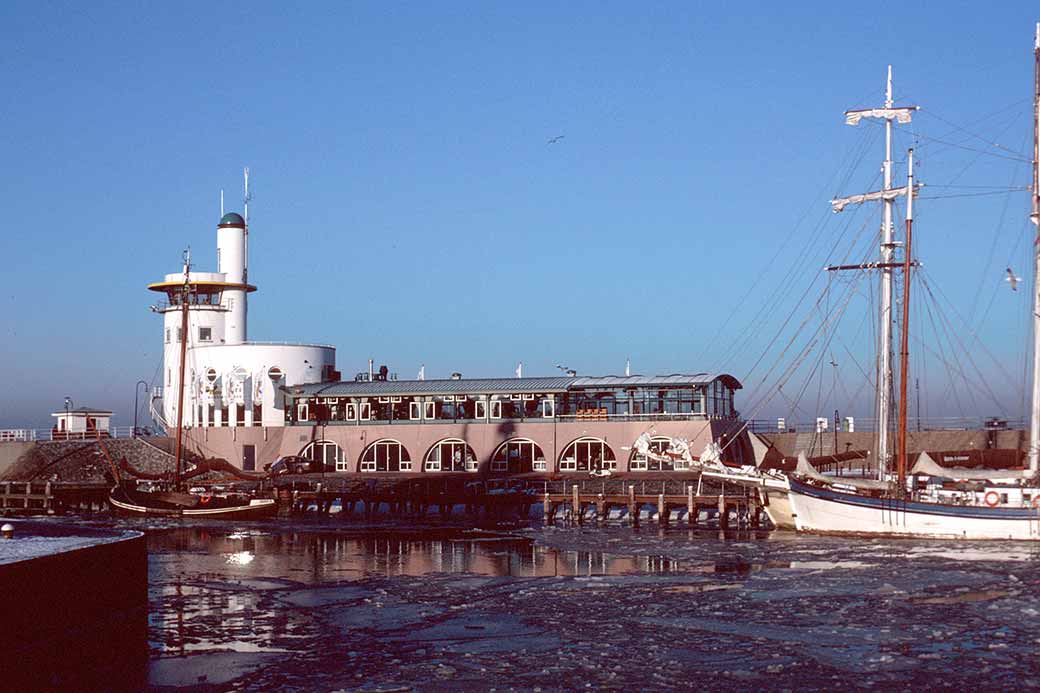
[243,167,251,280]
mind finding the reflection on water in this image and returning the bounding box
[147,525,696,660]
[149,526,692,582]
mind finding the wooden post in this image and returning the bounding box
[718,493,728,529]
[572,484,581,524]
[597,492,605,523]
[628,485,638,527]
[658,493,667,526]
[543,492,552,525]
[687,484,695,526]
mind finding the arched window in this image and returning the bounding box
[491,438,547,473]
[360,439,412,472]
[559,437,616,473]
[301,440,346,472]
[425,439,477,472]
[628,436,686,472]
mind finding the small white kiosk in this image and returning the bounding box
[51,407,112,440]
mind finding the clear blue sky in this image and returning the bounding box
[2,2,1038,429]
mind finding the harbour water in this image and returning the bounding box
[88,517,1040,690]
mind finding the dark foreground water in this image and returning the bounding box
[57,517,1040,690]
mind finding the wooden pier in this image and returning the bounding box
[273,477,766,528]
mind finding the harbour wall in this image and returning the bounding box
[0,522,147,689]
[760,429,1027,458]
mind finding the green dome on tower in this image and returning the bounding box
[219,212,245,227]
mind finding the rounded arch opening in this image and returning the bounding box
[425,439,477,472]
[491,438,547,474]
[360,439,412,472]
[300,440,346,472]
[628,435,689,472]
[559,437,616,473]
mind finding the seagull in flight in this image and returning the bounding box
[1007,267,1022,292]
[546,135,565,145]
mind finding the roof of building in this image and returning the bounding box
[571,374,742,390]
[51,407,113,416]
[218,212,245,227]
[287,373,741,398]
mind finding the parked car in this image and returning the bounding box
[265,455,324,475]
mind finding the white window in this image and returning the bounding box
[424,401,436,419]
[490,400,502,419]
[176,327,183,343]
[559,437,617,473]
[409,401,421,420]
[542,399,555,417]
[360,440,411,472]
[492,439,545,473]
[297,402,309,421]
[165,328,170,343]
[344,403,356,420]
[425,439,476,472]
[475,400,487,419]
[198,326,212,342]
[359,402,371,420]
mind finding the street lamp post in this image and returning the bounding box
[134,380,149,438]
[63,397,72,441]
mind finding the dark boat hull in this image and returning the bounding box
[109,487,278,519]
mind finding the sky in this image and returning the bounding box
[2,1,1039,430]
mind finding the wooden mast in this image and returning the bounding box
[172,250,191,491]
[1028,23,1040,473]
[897,149,914,488]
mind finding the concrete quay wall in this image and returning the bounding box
[0,522,147,689]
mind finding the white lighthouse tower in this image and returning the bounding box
[216,212,248,344]
[148,204,335,434]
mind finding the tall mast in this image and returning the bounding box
[243,167,251,284]
[897,148,914,488]
[172,249,191,491]
[1029,23,1040,472]
[831,67,917,480]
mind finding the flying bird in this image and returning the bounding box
[1007,267,1022,291]
[546,135,565,145]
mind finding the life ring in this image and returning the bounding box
[200,494,212,505]
[984,491,1000,508]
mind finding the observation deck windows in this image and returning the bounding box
[199,327,212,342]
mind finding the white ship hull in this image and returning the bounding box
[788,478,1040,540]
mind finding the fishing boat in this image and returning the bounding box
[106,251,277,519]
[763,24,1040,539]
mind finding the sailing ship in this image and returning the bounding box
[641,24,1040,539]
[107,251,277,519]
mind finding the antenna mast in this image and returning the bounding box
[831,67,918,480]
[1029,23,1040,472]
[243,167,251,282]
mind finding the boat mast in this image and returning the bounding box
[832,68,917,480]
[1029,23,1040,473]
[897,148,914,488]
[172,249,191,491]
